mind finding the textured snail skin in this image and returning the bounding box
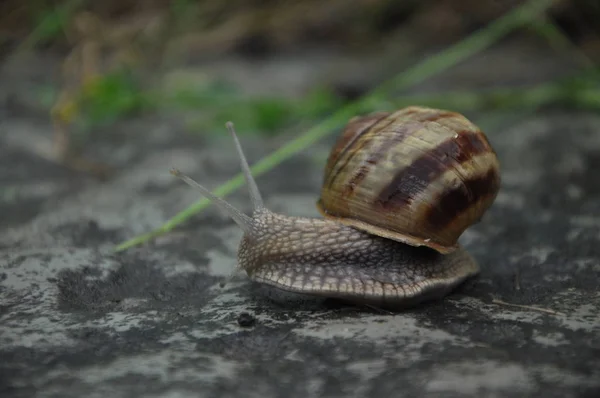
[238,209,479,307]
[317,106,501,254]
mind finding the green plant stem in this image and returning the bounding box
[121,76,600,251]
[19,0,87,51]
[392,80,600,111]
[114,0,556,252]
[529,15,596,69]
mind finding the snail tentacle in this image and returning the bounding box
[169,168,255,235]
[226,121,264,210]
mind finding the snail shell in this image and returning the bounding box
[316,106,501,254]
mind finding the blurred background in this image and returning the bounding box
[0,0,599,243]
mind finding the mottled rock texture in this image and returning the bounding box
[1,44,599,398]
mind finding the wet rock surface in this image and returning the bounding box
[1,43,599,398]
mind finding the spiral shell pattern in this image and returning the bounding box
[316,106,501,254]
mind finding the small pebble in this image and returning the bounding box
[237,312,256,327]
[87,220,100,232]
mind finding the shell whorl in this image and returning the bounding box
[317,106,501,254]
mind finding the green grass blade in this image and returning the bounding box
[114,0,556,252]
[529,15,596,69]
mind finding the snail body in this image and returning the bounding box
[171,106,500,308]
[235,209,478,307]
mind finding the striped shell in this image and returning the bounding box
[316,106,501,254]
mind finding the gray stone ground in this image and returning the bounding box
[1,39,599,398]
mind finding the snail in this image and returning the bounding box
[170,106,500,308]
